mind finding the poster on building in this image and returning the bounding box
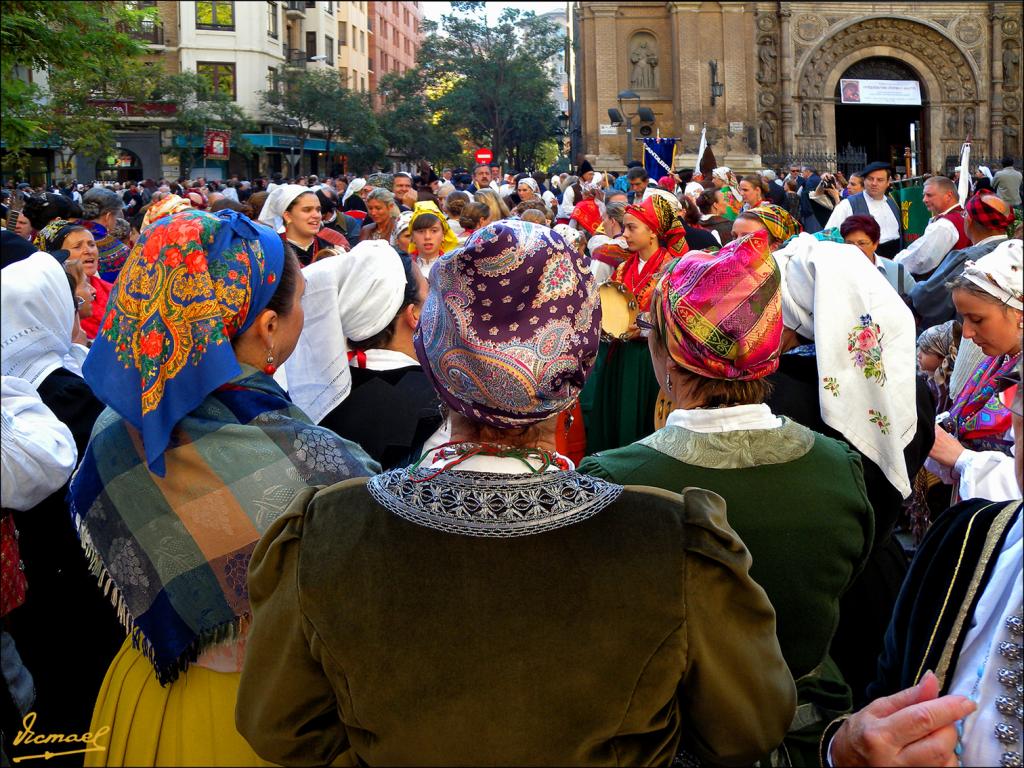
[204,129,230,160]
[839,79,922,105]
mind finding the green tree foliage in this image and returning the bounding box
[260,67,384,176]
[416,2,562,169]
[155,72,256,177]
[377,69,462,165]
[1,1,158,168]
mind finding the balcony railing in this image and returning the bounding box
[285,1,306,18]
[285,48,307,68]
[117,19,165,45]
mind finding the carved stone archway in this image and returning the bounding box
[794,17,983,171]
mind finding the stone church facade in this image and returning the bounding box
[569,2,1023,173]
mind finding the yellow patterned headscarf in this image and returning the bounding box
[747,203,801,243]
[407,201,459,255]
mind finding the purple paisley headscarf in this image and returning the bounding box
[414,220,601,428]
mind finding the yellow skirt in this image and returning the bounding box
[86,637,273,767]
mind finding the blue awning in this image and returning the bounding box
[173,134,349,151]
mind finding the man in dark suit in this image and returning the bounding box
[799,165,823,233]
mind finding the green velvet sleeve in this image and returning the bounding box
[236,485,351,767]
[673,486,798,766]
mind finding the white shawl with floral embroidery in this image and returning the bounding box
[774,233,917,498]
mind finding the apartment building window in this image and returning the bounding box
[325,35,334,64]
[267,66,279,92]
[338,23,346,46]
[351,24,357,48]
[381,53,387,71]
[393,28,398,45]
[196,0,234,30]
[267,1,278,38]
[359,29,365,51]
[305,1,315,7]
[403,7,409,25]
[306,31,317,57]
[197,62,236,99]
[326,1,333,14]
[360,75,365,92]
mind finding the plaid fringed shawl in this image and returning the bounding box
[69,367,378,684]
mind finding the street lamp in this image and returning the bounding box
[709,60,724,106]
[616,90,641,165]
[558,112,570,159]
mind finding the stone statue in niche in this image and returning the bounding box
[1004,42,1020,89]
[760,114,777,152]
[629,39,658,90]
[946,107,959,137]
[812,104,822,134]
[1004,117,1020,155]
[758,36,778,83]
[800,104,810,133]
[963,107,975,137]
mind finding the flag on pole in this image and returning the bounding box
[956,137,971,207]
[642,138,677,183]
[694,125,708,176]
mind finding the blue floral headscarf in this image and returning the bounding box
[83,209,285,474]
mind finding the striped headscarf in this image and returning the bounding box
[652,232,783,381]
[745,203,802,243]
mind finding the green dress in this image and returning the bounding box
[579,417,874,766]
[580,338,660,455]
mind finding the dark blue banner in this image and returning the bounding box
[642,138,677,182]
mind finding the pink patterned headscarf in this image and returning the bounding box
[652,232,782,381]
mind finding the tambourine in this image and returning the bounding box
[653,392,673,430]
[598,281,638,341]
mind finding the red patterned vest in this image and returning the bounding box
[936,206,971,251]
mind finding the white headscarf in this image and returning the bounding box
[978,165,994,182]
[258,184,316,233]
[773,233,918,498]
[282,240,408,424]
[712,166,732,182]
[390,211,415,248]
[962,238,1023,310]
[342,178,366,206]
[684,181,705,199]
[517,177,539,194]
[1,252,76,387]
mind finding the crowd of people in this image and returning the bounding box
[0,152,1021,768]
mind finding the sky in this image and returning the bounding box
[420,2,568,25]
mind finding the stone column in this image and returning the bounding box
[591,4,621,163]
[779,4,794,154]
[991,9,1004,156]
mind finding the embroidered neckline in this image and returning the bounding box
[639,418,816,469]
[367,469,623,537]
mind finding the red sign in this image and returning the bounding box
[204,129,230,160]
[474,147,493,165]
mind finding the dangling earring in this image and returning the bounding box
[665,372,673,394]
[564,412,574,436]
[264,351,276,375]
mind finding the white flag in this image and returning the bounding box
[957,140,971,206]
[694,125,707,176]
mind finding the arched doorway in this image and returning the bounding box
[834,57,925,170]
[95,148,143,183]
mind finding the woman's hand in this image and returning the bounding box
[928,426,966,468]
[830,672,974,767]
